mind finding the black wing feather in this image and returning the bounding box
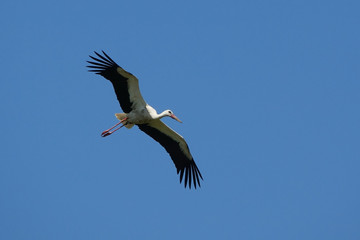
[192,165,197,189]
[86,51,133,113]
[138,123,203,189]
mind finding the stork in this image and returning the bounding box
[86,51,203,189]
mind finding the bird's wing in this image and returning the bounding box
[87,51,146,113]
[137,120,203,189]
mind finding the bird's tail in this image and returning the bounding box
[115,113,134,129]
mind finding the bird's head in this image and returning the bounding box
[164,110,182,123]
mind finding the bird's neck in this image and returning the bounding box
[157,111,169,119]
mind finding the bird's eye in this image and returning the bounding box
[168,111,172,114]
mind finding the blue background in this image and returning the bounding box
[1,0,359,239]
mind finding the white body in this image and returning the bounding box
[87,51,203,189]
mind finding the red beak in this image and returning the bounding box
[170,114,182,123]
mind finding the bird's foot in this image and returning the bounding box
[101,130,112,137]
[101,122,127,137]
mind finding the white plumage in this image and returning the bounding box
[87,51,203,189]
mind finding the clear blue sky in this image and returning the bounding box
[1,0,359,239]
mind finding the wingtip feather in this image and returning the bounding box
[184,167,189,188]
[188,166,192,189]
[177,162,203,189]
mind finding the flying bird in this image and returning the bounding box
[86,51,203,189]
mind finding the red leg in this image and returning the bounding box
[101,118,127,137]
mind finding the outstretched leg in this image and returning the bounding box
[101,118,128,137]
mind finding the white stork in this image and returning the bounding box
[87,51,203,189]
